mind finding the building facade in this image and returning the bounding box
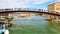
[48,2,60,13]
[46,2,60,19]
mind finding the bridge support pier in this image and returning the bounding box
[56,16,58,20]
[45,14,52,20]
[55,16,60,21]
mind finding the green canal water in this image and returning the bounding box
[9,16,60,34]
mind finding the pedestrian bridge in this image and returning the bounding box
[0,9,60,19]
[0,10,60,16]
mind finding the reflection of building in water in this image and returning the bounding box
[48,2,60,13]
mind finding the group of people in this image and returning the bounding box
[0,16,13,34]
[0,21,5,29]
[0,20,13,29]
[0,20,8,34]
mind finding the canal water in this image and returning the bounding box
[9,16,60,34]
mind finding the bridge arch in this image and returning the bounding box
[0,10,60,19]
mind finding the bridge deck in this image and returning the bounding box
[0,10,60,16]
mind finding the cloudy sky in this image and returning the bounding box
[0,0,60,9]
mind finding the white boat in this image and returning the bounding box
[2,29,9,34]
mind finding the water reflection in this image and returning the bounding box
[10,16,60,34]
[45,20,60,34]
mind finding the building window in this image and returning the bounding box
[56,8,60,10]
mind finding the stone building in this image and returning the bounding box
[48,2,60,13]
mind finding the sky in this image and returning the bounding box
[0,0,60,9]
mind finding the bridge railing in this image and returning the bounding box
[47,10,60,15]
[0,8,60,15]
[38,9,48,12]
[38,9,60,15]
[0,8,39,12]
